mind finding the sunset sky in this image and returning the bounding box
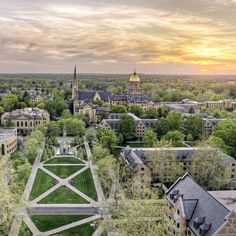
[1,0,236,74]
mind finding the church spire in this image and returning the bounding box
[74,65,77,80]
[133,68,136,75]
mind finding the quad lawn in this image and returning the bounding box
[45,166,84,179]
[71,169,97,201]
[38,186,88,204]
[52,223,96,236]
[31,215,91,232]
[30,169,57,200]
[45,157,84,164]
[19,222,32,236]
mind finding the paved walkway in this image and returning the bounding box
[9,141,45,236]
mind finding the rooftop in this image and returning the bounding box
[0,128,17,145]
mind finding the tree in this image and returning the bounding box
[162,130,184,147]
[155,118,170,138]
[99,129,117,149]
[166,111,183,131]
[111,105,127,113]
[47,121,61,137]
[142,129,157,147]
[0,157,15,234]
[61,109,72,119]
[191,149,227,189]
[118,115,135,141]
[54,99,67,117]
[1,94,18,111]
[183,115,205,140]
[157,104,169,118]
[151,149,185,183]
[188,107,195,114]
[24,138,39,163]
[85,128,97,144]
[213,119,236,157]
[36,102,45,109]
[145,108,158,119]
[92,144,110,163]
[17,102,27,109]
[63,118,86,137]
[129,104,144,118]
[110,175,172,236]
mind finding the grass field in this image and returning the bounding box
[30,169,57,200]
[45,166,84,179]
[19,222,32,236]
[52,223,96,236]
[45,157,84,164]
[38,186,88,204]
[31,215,91,232]
[71,169,97,201]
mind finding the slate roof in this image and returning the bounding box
[166,173,230,236]
[77,91,112,102]
[0,128,16,145]
[129,94,152,103]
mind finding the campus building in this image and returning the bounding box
[1,108,50,135]
[122,147,236,187]
[166,173,236,236]
[71,67,156,123]
[202,100,236,110]
[100,113,157,138]
[0,128,17,157]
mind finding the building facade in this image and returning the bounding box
[166,173,236,236]
[100,113,157,138]
[0,128,17,157]
[1,108,50,135]
[121,147,236,187]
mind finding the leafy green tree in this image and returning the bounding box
[213,119,236,157]
[47,121,61,137]
[166,111,183,131]
[162,130,184,147]
[155,117,170,138]
[61,109,72,119]
[85,128,97,143]
[54,99,67,117]
[129,104,144,118]
[92,144,110,163]
[118,115,135,141]
[63,118,86,137]
[17,102,27,109]
[99,129,117,149]
[111,105,127,113]
[183,115,205,140]
[189,107,195,114]
[145,108,158,119]
[1,94,18,111]
[191,149,227,189]
[36,102,45,109]
[157,104,169,118]
[142,129,157,147]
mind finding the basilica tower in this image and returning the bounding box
[72,65,78,100]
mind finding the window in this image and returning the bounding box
[177,209,180,215]
[177,223,180,228]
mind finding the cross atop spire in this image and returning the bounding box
[74,65,77,80]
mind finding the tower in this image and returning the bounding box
[128,68,140,96]
[72,65,78,100]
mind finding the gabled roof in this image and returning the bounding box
[166,173,230,236]
[77,91,112,102]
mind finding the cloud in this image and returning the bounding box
[0,0,236,73]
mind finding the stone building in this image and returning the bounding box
[121,147,236,187]
[166,173,236,236]
[1,108,50,135]
[0,128,17,157]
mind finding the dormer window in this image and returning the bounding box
[193,216,205,229]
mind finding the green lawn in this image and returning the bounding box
[19,222,32,236]
[30,169,57,200]
[39,186,88,204]
[31,215,91,232]
[45,157,84,164]
[71,169,97,201]
[52,223,96,236]
[45,166,83,179]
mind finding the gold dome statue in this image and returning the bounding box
[129,69,140,82]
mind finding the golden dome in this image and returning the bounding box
[129,69,140,82]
